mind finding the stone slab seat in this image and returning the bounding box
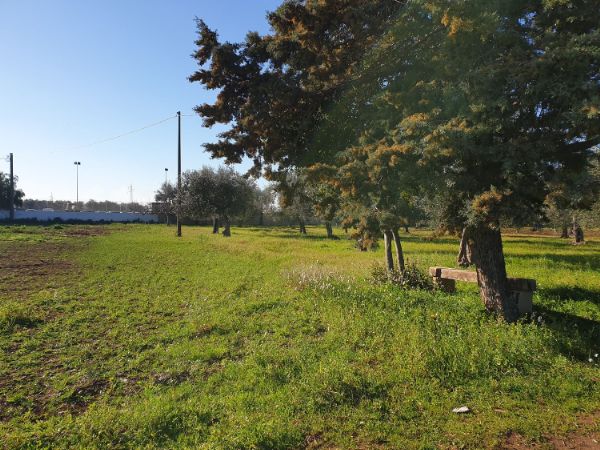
[429,266,536,315]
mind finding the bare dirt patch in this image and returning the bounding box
[501,411,600,449]
[0,242,74,296]
[0,225,112,297]
[0,227,105,421]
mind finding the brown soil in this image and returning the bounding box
[0,227,105,420]
[0,242,74,296]
[501,411,600,449]
[0,226,111,297]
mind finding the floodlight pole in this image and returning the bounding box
[74,161,81,207]
[176,111,182,237]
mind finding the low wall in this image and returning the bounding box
[0,209,158,223]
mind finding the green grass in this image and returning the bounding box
[0,224,598,449]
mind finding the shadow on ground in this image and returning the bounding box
[541,286,600,306]
[513,252,600,271]
[535,305,599,361]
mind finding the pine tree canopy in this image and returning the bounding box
[354,0,600,229]
[189,0,405,177]
[190,0,599,230]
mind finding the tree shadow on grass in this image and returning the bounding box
[534,305,599,361]
[504,237,600,252]
[503,237,570,247]
[540,286,600,306]
[409,235,459,246]
[243,227,284,233]
[259,228,351,241]
[275,232,341,241]
[514,252,600,271]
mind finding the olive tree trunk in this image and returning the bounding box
[212,217,220,234]
[560,226,569,239]
[222,215,231,237]
[299,217,307,234]
[383,229,394,273]
[468,224,519,323]
[573,222,584,244]
[457,227,473,267]
[392,228,405,272]
[325,222,334,239]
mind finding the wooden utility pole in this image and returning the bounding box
[176,111,182,237]
[9,153,14,221]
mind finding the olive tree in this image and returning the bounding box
[183,167,256,236]
[0,172,24,210]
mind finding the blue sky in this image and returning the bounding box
[0,0,281,203]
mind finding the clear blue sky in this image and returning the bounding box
[0,0,281,203]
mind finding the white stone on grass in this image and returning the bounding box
[452,406,471,414]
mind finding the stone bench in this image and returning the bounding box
[429,267,536,315]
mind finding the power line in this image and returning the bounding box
[54,114,178,153]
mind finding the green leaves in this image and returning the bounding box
[182,167,256,220]
[189,1,405,176]
[0,172,24,209]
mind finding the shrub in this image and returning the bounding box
[371,262,434,291]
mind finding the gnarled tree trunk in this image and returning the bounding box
[383,229,394,273]
[457,227,473,267]
[468,224,519,323]
[404,225,409,233]
[392,228,405,272]
[221,215,231,237]
[299,217,307,234]
[560,226,569,239]
[573,221,584,244]
[325,222,334,239]
[212,216,220,234]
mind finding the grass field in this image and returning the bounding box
[0,224,598,449]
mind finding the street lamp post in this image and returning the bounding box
[74,161,81,207]
[165,168,168,184]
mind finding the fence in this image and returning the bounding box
[0,209,158,223]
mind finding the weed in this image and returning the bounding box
[0,303,41,332]
[371,261,434,291]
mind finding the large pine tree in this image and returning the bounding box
[352,0,600,320]
[190,0,599,322]
[189,0,405,177]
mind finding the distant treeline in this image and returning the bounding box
[153,166,600,234]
